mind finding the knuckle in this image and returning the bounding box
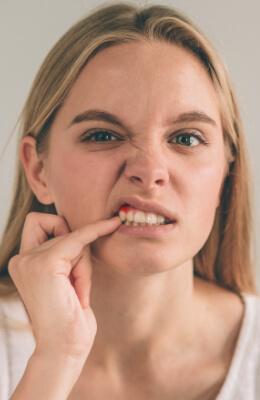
[8,253,33,276]
[8,254,20,276]
[8,253,28,280]
[24,212,39,225]
[55,215,67,224]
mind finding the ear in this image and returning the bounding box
[20,135,54,205]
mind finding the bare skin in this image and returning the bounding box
[9,214,122,399]
[9,213,243,400]
[10,41,244,399]
[67,280,243,400]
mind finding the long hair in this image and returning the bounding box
[0,2,257,296]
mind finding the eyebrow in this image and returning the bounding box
[70,109,217,129]
[70,110,123,127]
[170,111,217,126]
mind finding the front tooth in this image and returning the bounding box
[119,210,126,222]
[146,213,157,225]
[134,211,146,223]
[126,211,134,222]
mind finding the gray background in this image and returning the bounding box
[0,0,259,287]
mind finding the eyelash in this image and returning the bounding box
[81,130,122,143]
[80,129,209,147]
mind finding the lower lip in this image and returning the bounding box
[116,222,177,237]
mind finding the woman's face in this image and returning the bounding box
[43,41,227,276]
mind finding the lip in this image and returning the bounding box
[116,222,177,237]
[112,196,177,222]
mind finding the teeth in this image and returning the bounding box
[134,211,146,223]
[119,209,167,226]
[126,211,134,222]
[157,216,165,225]
[119,210,126,221]
[145,213,157,225]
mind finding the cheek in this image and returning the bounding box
[45,150,119,227]
[182,156,226,227]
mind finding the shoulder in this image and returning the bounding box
[0,299,10,400]
[195,279,260,398]
[0,293,32,331]
[217,293,260,399]
[239,293,260,371]
[0,294,35,399]
[194,278,245,351]
[238,293,260,358]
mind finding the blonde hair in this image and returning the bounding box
[0,2,257,296]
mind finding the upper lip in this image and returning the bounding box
[112,196,177,222]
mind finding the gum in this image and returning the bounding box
[120,205,137,213]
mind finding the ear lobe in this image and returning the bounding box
[20,135,54,205]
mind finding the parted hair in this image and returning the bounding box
[0,2,257,296]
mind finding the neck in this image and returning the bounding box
[88,259,200,372]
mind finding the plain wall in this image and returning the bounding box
[0,0,259,286]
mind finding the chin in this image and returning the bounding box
[90,239,191,278]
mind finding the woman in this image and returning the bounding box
[0,3,259,399]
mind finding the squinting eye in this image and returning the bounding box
[172,134,200,147]
[86,131,118,142]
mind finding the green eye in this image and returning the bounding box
[89,131,118,142]
[172,134,200,147]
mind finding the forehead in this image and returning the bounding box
[60,41,221,129]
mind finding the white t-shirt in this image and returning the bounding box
[0,293,260,399]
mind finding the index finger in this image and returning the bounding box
[48,216,121,262]
[20,212,71,253]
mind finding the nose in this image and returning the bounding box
[123,146,169,190]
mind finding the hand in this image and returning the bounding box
[8,212,121,361]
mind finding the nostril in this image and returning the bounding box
[155,178,164,186]
[132,176,142,183]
